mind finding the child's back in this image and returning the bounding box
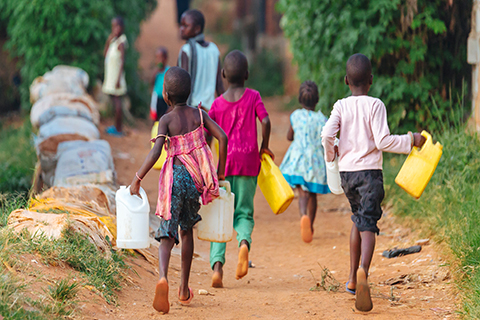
[327,95,411,171]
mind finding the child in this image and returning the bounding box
[321,53,425,312]
[150,47,170,121]
[178,9,224,111]
[280,81,329,244]
[103,16,128,136]
[130,67,227,314]
[208,50,273,288]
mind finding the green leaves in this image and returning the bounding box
[278,0,471,132]
[1,0,156,112]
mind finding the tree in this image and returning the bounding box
[277,0,471,132]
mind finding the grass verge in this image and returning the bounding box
[0,192,128,318]
[384,127,480,318]
[0,119,36,195]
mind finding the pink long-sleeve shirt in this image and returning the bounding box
[321,96,412,172]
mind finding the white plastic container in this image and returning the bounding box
[325,138,344,195]
[197,181,234,243]
[116,186,150,249]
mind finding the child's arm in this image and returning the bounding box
[260,116,274,159]
[130,117,167,196]
[215,59,225,96]
[287,123,294,141]
[116,42,125,89]
[202,111,228,180]
[103,34,114,57]
[179,51,189,73]
[321,105,341,162]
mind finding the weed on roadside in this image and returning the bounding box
[308,264,340,292]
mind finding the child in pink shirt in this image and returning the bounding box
[208,50,273,288]
[321,53,425,312]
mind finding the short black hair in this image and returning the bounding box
[346,53,372,87]
[164,67,191,104]
[298,81,319,108]
[223,50,248,83]
[184,9,205,33]
[156,46,168,58]
[113,16,124,28]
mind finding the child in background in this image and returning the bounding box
[321,53,425,312]
[103,16,128,136]
[130,67,227,314]
[150,47,170,121]
[280,81,329,244]
[208,50,273,288]
[178,9,224,111]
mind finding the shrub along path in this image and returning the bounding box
[94,97,458,319]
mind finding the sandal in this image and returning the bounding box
[346,281,356,295]
[178,287,193,305]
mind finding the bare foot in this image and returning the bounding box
[212,271,223,288]
[300,215,313,243]
[153,277,169,313]
[235,244,249,280]
[355,267,373,312]
[212,261,223,288]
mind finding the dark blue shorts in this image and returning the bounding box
[155,165,202,244]
[340,170,384,234]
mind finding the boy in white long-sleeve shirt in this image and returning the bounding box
[321,53,425,312]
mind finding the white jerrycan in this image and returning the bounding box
[197,181,234,243]
[115,186,150,249]
[325,138,344,195]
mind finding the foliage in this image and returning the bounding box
[383,112,480,316]
[247,48,284,97]
[277,0,471,132]
[0,0,156,115]
[0,119,36,194]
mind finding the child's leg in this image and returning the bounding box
[112,95,123,132]
[359,230,376,272]
[153,236,175,313]
[230,176,257,280]
[307,192,317,229]
[298,187,313,243]
[348,224,361,290]
[179,228,194,300]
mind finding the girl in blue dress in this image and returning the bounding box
[280,81,329,243]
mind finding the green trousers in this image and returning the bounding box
[209,175,257,269]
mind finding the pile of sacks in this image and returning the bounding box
[8,65,118,254]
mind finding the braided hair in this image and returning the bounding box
[298,81,319,109]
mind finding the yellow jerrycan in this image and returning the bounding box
[150,121,167,170]
[395,131,443,199]
[258,154,294,214]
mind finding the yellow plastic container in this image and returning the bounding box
[258,154,294,214]
[150,121,167,170]
[395,131,443,199]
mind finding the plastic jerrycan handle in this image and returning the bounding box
[219,180,231,193]
[125,186,149,210]
[413,131,432,155]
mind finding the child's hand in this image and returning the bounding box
[130,177,141,197]
[334,145,339,158]
[218,174,225,181]
[413,133,426,148]
[260,148,275,160]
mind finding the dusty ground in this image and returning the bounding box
[86,96,459,320]
[77,1,460,318]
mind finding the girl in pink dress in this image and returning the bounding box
[130,67,227,314]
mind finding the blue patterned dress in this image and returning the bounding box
[280,108,329,194]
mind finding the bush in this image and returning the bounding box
[277,0,471,132]
[0,0,156,115]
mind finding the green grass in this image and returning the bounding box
[384,127,480,318]
[0,119,36,194]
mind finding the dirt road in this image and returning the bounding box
[91,97,458,320]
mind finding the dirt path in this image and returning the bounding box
[90,97,458,320]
